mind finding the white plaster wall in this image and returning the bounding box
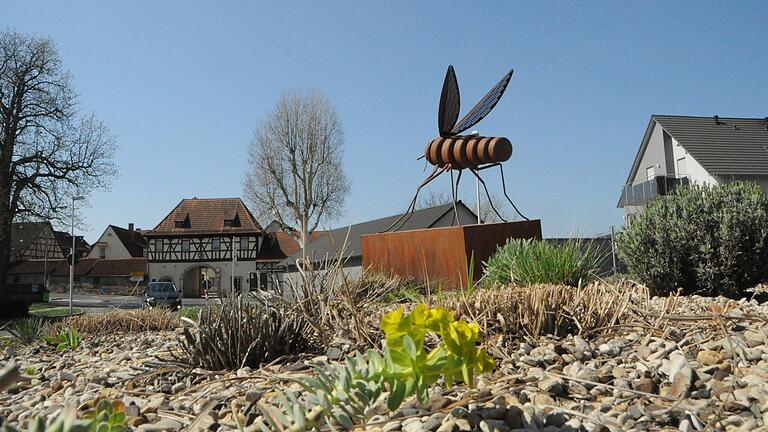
[632,123,668,183]
[86,226,133,259]
[281,265,363,298]
[670,137,718,186]
[148,260,258,295]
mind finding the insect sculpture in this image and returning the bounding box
[386,65,528,232]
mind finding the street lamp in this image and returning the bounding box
[69,195,85,314]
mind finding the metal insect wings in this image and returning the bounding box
[385,65,528,232]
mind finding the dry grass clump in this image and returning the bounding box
[286,267,405,347]
[173,295,321,370]
[441,281,641,340]
[47,308,179,335]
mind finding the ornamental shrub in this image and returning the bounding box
[616,181,768,297]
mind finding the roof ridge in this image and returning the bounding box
[182,197,241,201]
[653,114,768,121]
[333,201,461,231]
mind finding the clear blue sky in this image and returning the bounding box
[4,1,768,242]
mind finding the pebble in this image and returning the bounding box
[4,294,768,432]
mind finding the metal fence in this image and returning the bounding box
[618,175,690,208]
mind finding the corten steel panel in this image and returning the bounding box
[362,220,542,288]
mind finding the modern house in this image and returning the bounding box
[145,198,264,297]
[618,115,768,219]
[282,201,478,278]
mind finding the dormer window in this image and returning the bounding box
[224,213,241,227]
[175,213,191,229]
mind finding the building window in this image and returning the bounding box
[99,247,106,259]
[155,239,164,252]
[224,220,232,227]
[212,238,220,250]
[646,166,655,180]
[240,237,248,253]
[676,157,687,176]
[181,239,190,252]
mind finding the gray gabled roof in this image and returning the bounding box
[650,115,768,178]
[282,201,475,266]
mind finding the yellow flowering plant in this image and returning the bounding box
[379,304,495,409]
[256,304,495,432]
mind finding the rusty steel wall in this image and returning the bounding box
[462,220,542,282]
[362,220,542,288]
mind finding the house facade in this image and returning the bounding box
[618,115,768,219]
[7,221,65,286]
[86,224,147,260]
[145,198,264,297]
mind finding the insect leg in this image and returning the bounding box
[450,169,463,226]
[384,165,446,232]
[468,168,507,223]
[496,164,529,221]
[476,162,501,172]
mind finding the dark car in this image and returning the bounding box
[143,282,182,309]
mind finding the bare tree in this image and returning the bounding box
[0,30,117,293]
[417,188,511,223]
[243,90,349,262]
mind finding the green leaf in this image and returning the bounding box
[387,379,406,411]
[388,348,412,368]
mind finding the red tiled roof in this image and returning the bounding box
[147,198,262,236]
[88,258,147,276]
[8,260,50,274]
[50,258,99,276]
[10,258,147,277]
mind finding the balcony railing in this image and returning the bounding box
[618,175,690,208]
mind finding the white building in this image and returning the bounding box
[145,198,264,297]
[87,224,147,260]
[619,115,768,220]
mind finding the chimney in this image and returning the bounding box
[714,115,719,125]
[129,223,134,241]
[764,117,768,131]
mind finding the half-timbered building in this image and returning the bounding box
[145,198,264,297]
[6,221,65,286]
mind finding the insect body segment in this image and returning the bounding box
[425,136,512,169]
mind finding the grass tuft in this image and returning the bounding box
[483,238,607,287]
[173,294,320,370]
[47,308,178,335]
[5,317,47,345]
[440,281,638,340]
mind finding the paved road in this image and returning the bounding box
[48,293,213,312]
